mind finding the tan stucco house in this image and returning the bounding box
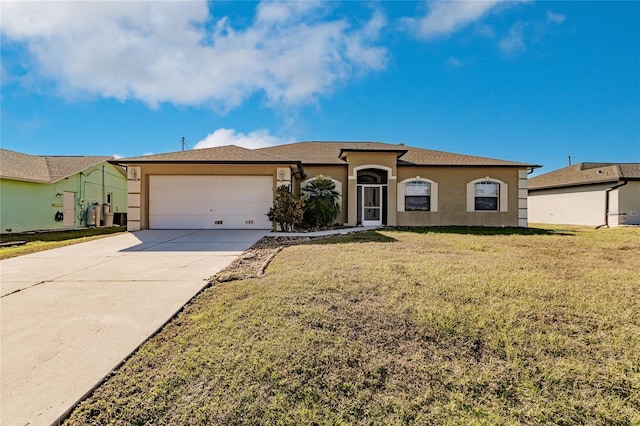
[528,162,640,227]
[115,141,540,231]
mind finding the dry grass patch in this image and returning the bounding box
[65,227,640,425]
[0,227,126,259]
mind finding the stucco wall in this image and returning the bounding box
[125,160,528,230]
[0,163,127,233]
[395,167,522,227]
[299,165,349,225]
[617,181,640,225]
[527,183,613,226]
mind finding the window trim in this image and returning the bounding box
[466,177,508,212]
[397,177,438,212]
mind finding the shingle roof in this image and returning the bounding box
[258,141,537,167]
[529,162,640,190]
[0,149,112,183]
[118,145,298,163]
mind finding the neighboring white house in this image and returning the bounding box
[528,163,640,227]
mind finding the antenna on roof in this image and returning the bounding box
[182,136,186,151]
[568,155,573,166]
[181,137,191,151]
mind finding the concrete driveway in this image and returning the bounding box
[0,229,267,426]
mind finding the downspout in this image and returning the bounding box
[596,180,628,229]
[102,165,106,207]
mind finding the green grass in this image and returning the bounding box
[65,226,640,425]
[0,227,126,259]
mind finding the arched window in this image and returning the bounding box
[466,178,508,212]
[474,181,499,211]
[397,177,438,212]
[405,180,431,211]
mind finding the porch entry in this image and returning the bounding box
[357,168,388,226]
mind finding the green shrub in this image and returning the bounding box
[302,175,341,227]
[267,185,304,232]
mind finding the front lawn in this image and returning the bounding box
[65,226,639,425]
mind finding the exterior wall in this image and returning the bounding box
[298,165,349,225]
[342,152,399,226]
[528,183,613,226]
[0,163,127,233]
[395,167,522,227]
[123,159,529,231]
[615,181,640,225]
[125,163,289,231]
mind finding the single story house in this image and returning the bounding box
[116,141,539,231]
[528,162,640,227]
[0,149,128,233]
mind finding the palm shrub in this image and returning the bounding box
[302,175,341,227]
[267,185,304,232]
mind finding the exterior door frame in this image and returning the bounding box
[361,184,383,226]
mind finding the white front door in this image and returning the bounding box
[362,185,383,226]
[63,192,75,227]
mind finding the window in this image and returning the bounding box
[474,181,499,211]
[405,180,430,211]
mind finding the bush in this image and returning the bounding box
[267,186,304,232]
[302,176,341,228]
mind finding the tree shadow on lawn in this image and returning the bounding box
[383,226,572,236]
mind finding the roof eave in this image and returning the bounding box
[110,159,302,165]
[529,178,628,191]
[0,175,52,184]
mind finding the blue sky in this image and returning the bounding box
[1,1,639,174]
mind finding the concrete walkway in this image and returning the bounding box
[0,229,267,426]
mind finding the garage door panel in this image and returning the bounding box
[149,175,273,229]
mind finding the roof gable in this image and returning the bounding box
[0,149,112,183]
[529,162,640,190]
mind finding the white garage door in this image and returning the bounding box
[149,175,273,229]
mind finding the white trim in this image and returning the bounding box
[467,177,508,212]
[128,180,141,193]
[127,193,141,208]
[351,164,396,180]
[128,207,141,221]
[397,177,438,212]
[518,198,528,209]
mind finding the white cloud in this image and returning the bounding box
[499,21,527,54]
[1,1,387,110]
[193,128,291,150]
[546,10,566,24]
[402,0,507,39]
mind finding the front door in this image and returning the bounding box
[63,192,75,227]
[362,185,382,226]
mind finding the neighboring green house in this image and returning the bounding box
[0,149,127,233]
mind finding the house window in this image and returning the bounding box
[405,181,430,211]
[474,181,499,211]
